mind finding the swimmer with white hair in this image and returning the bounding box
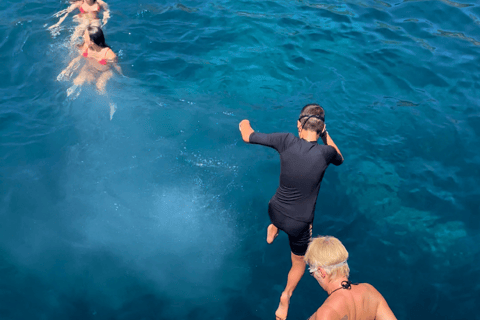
[305,236,397,320]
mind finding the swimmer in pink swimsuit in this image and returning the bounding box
[49,0,110,45]
[78,1,101,14]
[59,26,122,119]
[59,26,122,97]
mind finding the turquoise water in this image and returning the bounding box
[1,0,479,319]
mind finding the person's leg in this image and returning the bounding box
[275,222,311,320]
[275,252,306,320]
[96,70,113,94]
[71,20,88,46]
[267,203,282,244]
[73,65,89,86]
[267,224,279,244]
[68,65,90,97]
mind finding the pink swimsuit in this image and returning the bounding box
[83,47,110,65]
[79,1,101,14]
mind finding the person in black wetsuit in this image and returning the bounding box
[238,104,344,320]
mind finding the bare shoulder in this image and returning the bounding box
[357,283,381,295]
[360,283,397,320]
[355,283,385,304]
[313,304,345,320]
[105,48,116,60]
[97,0,109,8]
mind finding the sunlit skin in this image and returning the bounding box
[307,267,397,320]
[60,29,121,95]
[49,0,110,44]
[238,119,343,320]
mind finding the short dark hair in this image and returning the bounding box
[299,104,325,134]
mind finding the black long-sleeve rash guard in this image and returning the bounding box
[250,132,343,224]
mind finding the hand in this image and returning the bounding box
[57,69,67,81]
[239,119,253,143]
[57,68,72,81]
[239,119,250,131]
[53,9,68,18]
[319,123,327,136]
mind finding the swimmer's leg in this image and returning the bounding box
[96,70,113,95]
[275,252,306,320]
[68,65,89,97]
[73,65,88,86]
[67,84,82,99]
[70,21,88,46]
[90,19,101,28]
[267,224,279,244]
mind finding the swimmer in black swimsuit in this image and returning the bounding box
[239,104,344,320]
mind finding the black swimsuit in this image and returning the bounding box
[329,280,358,296]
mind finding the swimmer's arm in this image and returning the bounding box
[106,52,123,76]
[321,131,343,164]
[98,0,110,26]
[113,61,123,76]
[375,293,397,320]
[67,56,82,69]
[239,119,254,143]
[113,62,123,76]
[49,2,80,29]
[60,55,82,75]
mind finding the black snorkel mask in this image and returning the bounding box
[298,114,325,130]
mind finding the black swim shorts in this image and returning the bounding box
[268,203,312,256]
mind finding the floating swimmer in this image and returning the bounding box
[239,104,344,320]
[305,236,397,320]
[49,0,110,45]
[58,26,122,119]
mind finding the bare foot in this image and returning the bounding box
[266,224,278,244]
[275,292,291,320]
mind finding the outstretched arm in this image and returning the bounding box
[48,2,81,30]
[98,0,110,26]
[57,54,82,81]
[66,55,82,69]
[239,119,254,143]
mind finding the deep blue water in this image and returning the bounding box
[1,0,479,319]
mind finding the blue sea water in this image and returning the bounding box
[1,0,479,319]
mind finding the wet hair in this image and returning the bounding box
[298,104,325,134]
[304,236,350,280]
[87,26,110,48]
